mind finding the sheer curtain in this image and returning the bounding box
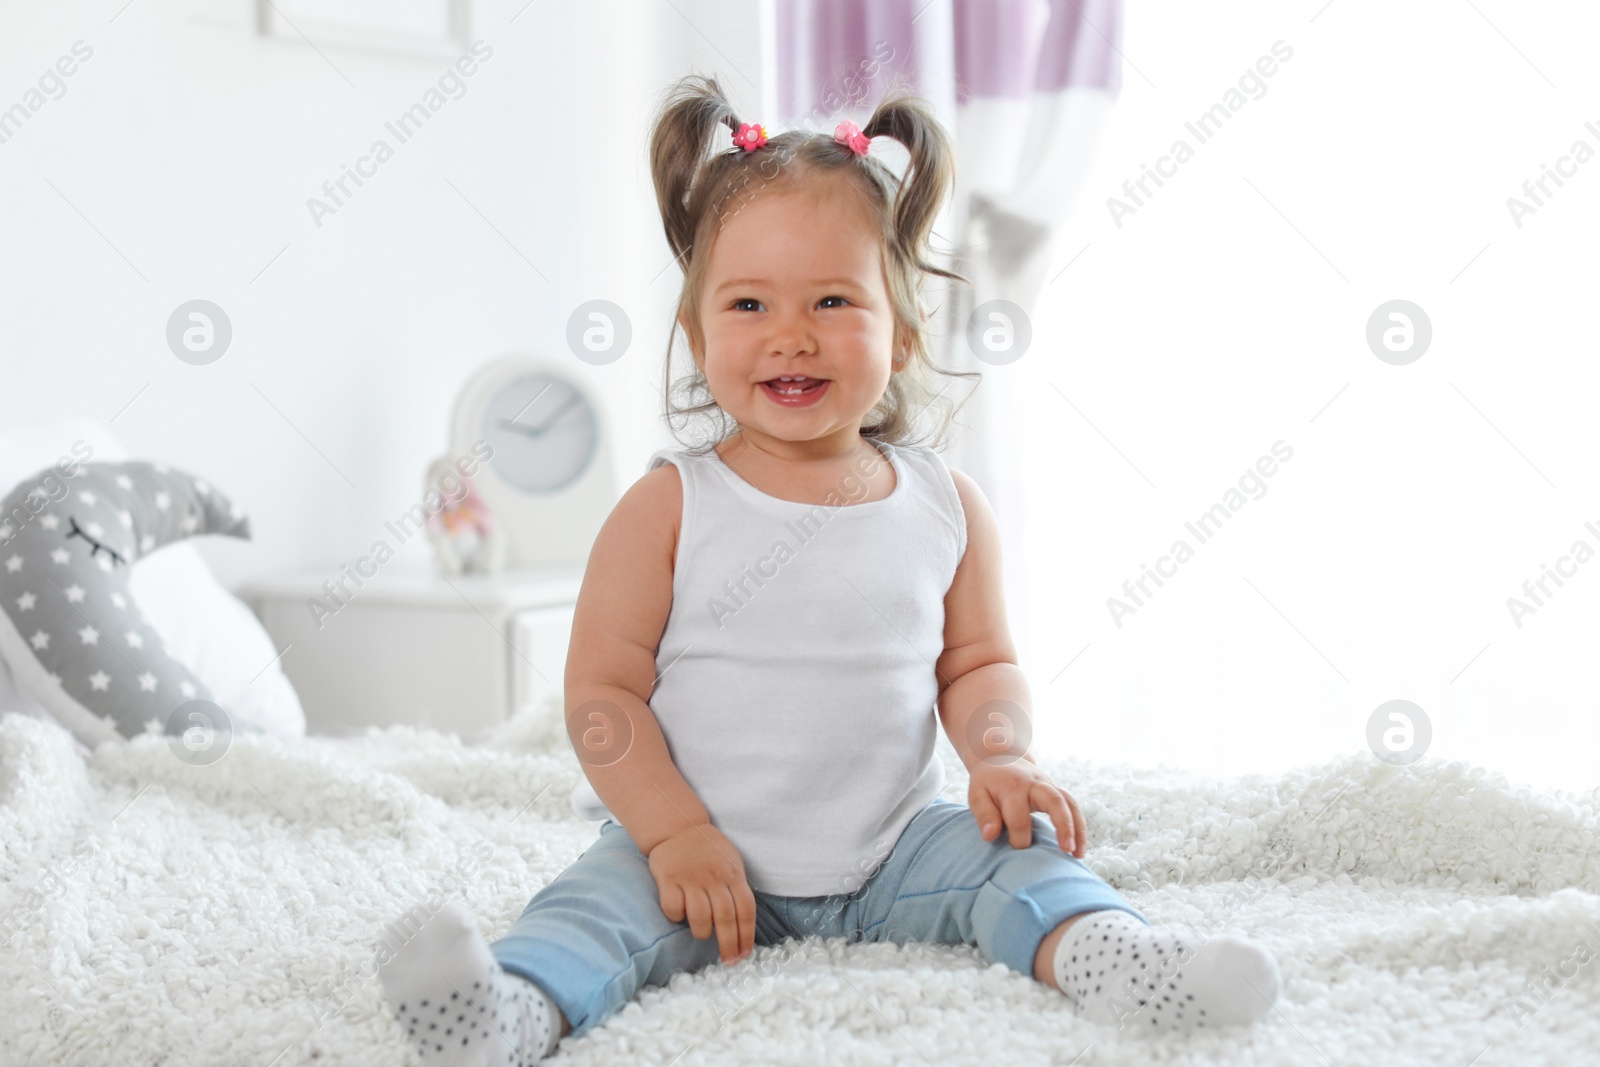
[770,0,1125,675]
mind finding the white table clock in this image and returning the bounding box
[450,354,617,570]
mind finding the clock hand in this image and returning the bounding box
[499,417,588,443]
[498,418,544,437]
[526,392,583,437]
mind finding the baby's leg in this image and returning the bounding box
[378,819,747,1064]
[488,819,713,1044]
[855,797,1280,1033]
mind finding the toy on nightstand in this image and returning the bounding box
[424,454,506,576]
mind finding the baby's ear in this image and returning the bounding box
[893,324,911,365]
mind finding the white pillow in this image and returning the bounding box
[128,550,306,738]
[0,417,305,740]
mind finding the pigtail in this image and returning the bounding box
[861,89,964,286]
[649,74,742,269]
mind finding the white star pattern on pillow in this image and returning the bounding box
[0,458,255,741]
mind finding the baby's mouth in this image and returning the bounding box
[761,376,829,397]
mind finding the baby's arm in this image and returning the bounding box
[935,469,1085,856]
[566,463,757,962]
[564,462,713,856]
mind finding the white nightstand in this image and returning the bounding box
[238,565,582,742]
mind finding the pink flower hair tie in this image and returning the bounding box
[733,122,768,152]
[833,119,870,157]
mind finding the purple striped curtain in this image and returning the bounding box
[777,0,1121,116]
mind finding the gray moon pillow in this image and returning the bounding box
[0,460,264,746]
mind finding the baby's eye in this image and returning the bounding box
[732,298,763,312]
[819,295,850,309]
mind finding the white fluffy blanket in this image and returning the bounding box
[2,703,1598,1066]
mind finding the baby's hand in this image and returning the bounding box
[968,759,1087,858]
[646,821,757,964]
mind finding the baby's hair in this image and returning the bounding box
[649,72,980,454]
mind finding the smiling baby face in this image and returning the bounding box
[685,176,905,455]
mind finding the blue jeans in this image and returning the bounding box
[490,795,1146,1040]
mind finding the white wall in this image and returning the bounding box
[1015,0,1600,793]
[0,0,765,586]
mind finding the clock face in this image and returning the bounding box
[480,373,599,493]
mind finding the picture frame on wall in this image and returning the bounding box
[256,0,470,60]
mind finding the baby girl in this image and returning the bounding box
[377,73,1281,1064]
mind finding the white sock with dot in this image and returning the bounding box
[377,901,562,1066]
[1052,909,1280,1033]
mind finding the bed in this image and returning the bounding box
[3,688,1596,1067]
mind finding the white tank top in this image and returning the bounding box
[569,437,967,896]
